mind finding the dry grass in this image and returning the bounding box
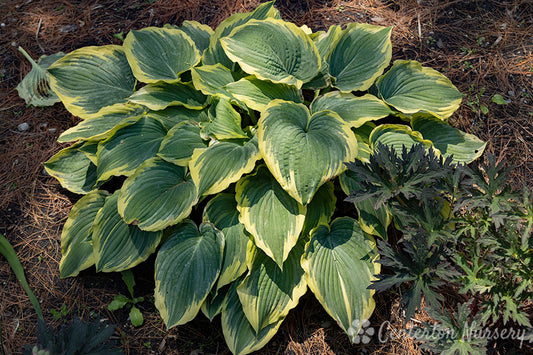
[1,0,532,354]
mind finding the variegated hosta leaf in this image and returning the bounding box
[301,217,380,342]
[237,240,307,332]
[16,48,64,106]
[149,106,209,130]
[189,136,261,196]
[221,280,284,355]
[327,23,392,92]
[96,115,167,182]
[339,169,391,240]
[118,158,198,231]
[369,124,433,153]
[60,190,108,278]
[48,45,136,119]
[202,1,280,69]
[157,121,207,166]
[44,143,98,194]
[310,92,391,128]
[202,96,248,140]
[191,64,237,99]
[258,100,357,205]
[124,27,200,83]
[372,60,463,119]
[236,165,306,268]
[203,193,250,290]
[58,105,146,143]
[224,76,302,111]
[154,221,224,328]
[411,114,486,163]
[301,181,336,239]
[351,122,376,163]
[303,25,343,90]
[180,20,214,54]
[221,18,321,88]
[79,140,99,164]
[128,82,207,111]
[201,285,229,321]
[92,191,162,272]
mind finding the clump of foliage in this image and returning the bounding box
[23,317,123,355]
[21,2,487,353]
[347,145,533,353]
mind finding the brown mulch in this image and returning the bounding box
[1,0,532,354]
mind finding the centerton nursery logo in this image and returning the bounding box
[348,319,533,348]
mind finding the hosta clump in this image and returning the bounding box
[33,2,486,353]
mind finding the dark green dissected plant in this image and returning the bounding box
[347,145,533,353]
[23,317,123,355]
[19,2,487,353]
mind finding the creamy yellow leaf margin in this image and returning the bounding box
[221,18,321,88]
[48,45,136,119]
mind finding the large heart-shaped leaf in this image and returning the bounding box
[128,82,207,111]
[224,76,302,111]
[118,158,198,231]
[372,60,463,119]
[237,240,307,332]
[411,114,486,163]
[303,25,343,90]
[92,191,162,272]
[258,100,357,205]
[301,217,380,342]
[60,190,108,278]
[154,221,224,328]
[44,143,98,194]
[327,23,392,92]
[202,96,248,140]
[236,165,306,269]
[202,1,280,69]
[310,92,391,128]
[189,136,261,196]
[16,48,64,106]
[157,121,207,166]
[221,280,284,355]
[221,18,321,88]
[96,115,167,182]
[58,105,145,143]
[124,27,200,83]
[203,193,250,290]
[48,45,136,119]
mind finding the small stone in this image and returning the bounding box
[48,127,57,133]
[17,122,29,131]
[59,24,78,33]
[436,38,444,48]
[1,23,5,27]
[508,90,515,97]
[11,41,17,47]
[39,122,48,128]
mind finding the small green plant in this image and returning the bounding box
[491,93,507,105]
[466,84,489,115]
[21,2,486,353]
[113,32,125,42]
[108,270,144,327]
[50,304,69,321]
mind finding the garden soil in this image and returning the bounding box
[1,0,532,354]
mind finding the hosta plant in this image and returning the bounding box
[32,2,486,353]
